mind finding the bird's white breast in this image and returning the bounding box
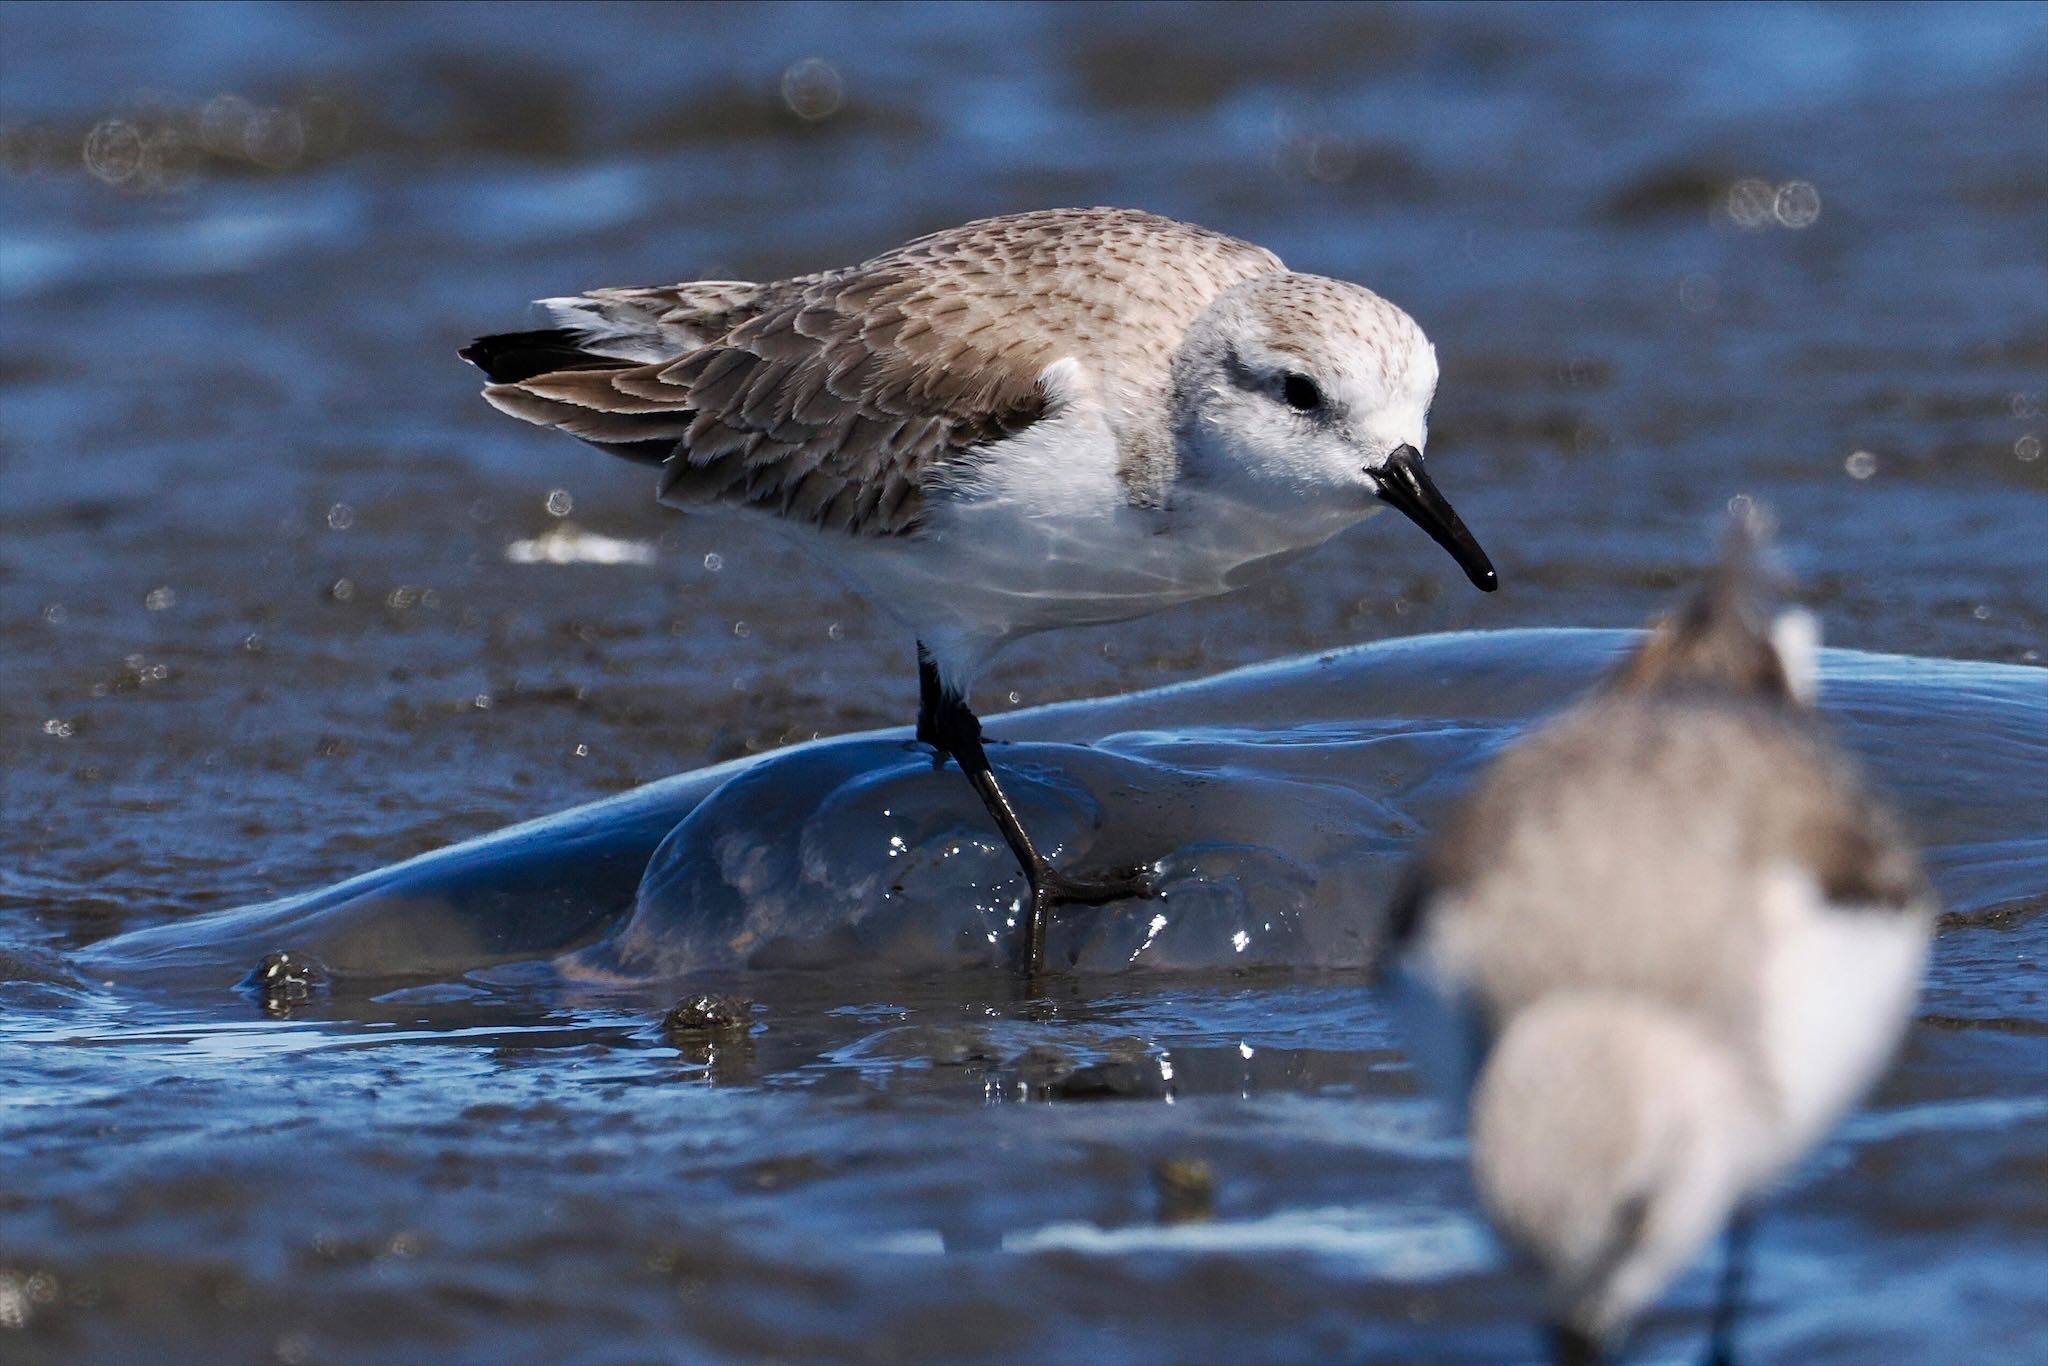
[804,358,1374,691]
[1754,863,1932,1173]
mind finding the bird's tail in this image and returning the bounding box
[457,328,687,468]
[459,329,626,385]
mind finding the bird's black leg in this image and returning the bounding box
[1545,1322,1605,1366]
[1703,1210,1754,1366]
[915,642,1151,973]
[916,643,955,773]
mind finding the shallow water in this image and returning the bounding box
[13,631,2048,1364]
[3,3,2046,1362]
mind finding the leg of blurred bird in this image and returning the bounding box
[1704,1211,1755,1366]
[1546,1320,1604,1366]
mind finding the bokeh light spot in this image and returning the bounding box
[1774,180,1822,228]
[780,58,845,122]
[83,119,142,184]
[1725,178,1774,228]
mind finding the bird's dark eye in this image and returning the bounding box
[1282,373,1323,413]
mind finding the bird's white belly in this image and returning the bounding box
[809,494,1371,685]
[733,389,1372,689]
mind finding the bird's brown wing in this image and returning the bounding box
[469,207,1282,535]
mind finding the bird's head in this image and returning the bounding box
[1171,272,1495,591]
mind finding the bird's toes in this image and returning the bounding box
[1043,862,1156,908]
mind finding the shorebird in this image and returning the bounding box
[462,206,1498,972]
[1384,520,1935,1363]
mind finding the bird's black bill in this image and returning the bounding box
[1372,444,1498,592]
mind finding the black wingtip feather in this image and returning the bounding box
[459,329,619,384]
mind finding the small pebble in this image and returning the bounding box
[1153,1157,1217,1224]
[244,950,330,1017]
[662,994,754,1040]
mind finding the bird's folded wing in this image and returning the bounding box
[472,208,1290,536]
[482,262,1060,536]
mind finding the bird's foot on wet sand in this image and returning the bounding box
[1020,861,1158,975]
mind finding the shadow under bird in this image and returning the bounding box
[1384,520,1935,1364]
[462,206,1497,972]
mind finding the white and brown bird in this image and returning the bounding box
[1385,520,1935,1363]
[463,207,1497,971]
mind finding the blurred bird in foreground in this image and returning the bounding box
[1384,515,1935,1363]
[462,207,1497,973]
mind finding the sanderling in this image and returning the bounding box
[463,206,1497,972]
[1385,519,1934,1362]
